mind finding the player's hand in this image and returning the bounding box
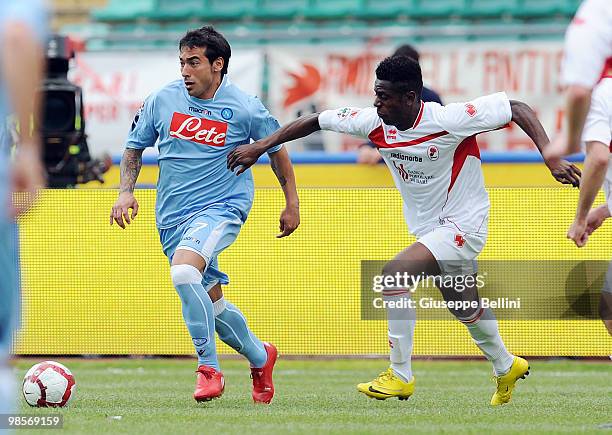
[11,145,46,217]
[545,158,581,187]
[567,218,589,247]
[277,204,300,238]
[111,192,139,229]
[227,142,267,175]
[357,146,383,165]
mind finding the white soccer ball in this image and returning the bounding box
[22,361,76,407]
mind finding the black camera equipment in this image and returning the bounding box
[41,35,110,187]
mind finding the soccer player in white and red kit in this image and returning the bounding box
[545,0,612,160]
[228,56,580,405]
[566,64,612,335]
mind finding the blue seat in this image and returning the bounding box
[252,0,308,20]
[146,0,206,21]
[92,0,156,22]
[466,0,518,18]
[303,0,362,20]
[356,0,416,20]
[513,0,568,18]
[410,0,466,18]
[200,0,257,20]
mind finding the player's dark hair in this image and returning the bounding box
[179,26,231,76]
[376,55,423,98]
[393,44,420,63]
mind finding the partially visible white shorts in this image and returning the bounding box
[417,226,487,276]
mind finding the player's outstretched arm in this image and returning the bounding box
[510,100,581,187]
[227,113,321,173]
[568,141,610,247]
[111,148,143,229]
[565,86,592,155]
[543,87,592,164]
[269,147,300,238]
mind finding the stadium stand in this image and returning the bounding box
[53,1,582,50]
[90,0,582,24]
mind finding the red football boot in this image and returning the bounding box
[193,365,224,402]
[250,342,278,404]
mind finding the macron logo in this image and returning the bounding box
[169,112,228,146]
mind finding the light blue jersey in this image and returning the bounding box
[126,77,282,229]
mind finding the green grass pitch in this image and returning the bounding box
[13,358,612,434]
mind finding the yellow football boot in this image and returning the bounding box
[491,356,530,406]
[357,368,415,400]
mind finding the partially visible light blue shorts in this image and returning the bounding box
[159,205,243,290]
[0,218,19,356]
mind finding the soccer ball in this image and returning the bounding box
[22,361,76,407]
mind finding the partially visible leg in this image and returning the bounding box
[171,249,218,370]
[601,291,612,336]
[195,213,277,404]
[438,272,527,406]
[357,242,438,400]
[438,281,514,376]
[209,283,267,368]
[419,227,527,406]
[440,271,528,407]
[600,258,612,337]
[171,248,223,402]
[382,242,439,383]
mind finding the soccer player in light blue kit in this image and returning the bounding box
[111,26,299,404]
[0,0,47,415]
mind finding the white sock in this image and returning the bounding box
[463,308,514,376]
[384,289,415,382]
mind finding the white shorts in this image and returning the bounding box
[418,225,487,276]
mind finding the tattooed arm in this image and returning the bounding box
[268,147,300,238]
[111,148,143,229]
[119,148,143,193]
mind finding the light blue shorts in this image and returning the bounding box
[0,219,19,355]
[159,206,243,290]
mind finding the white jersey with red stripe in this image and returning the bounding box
[318,92,512,238]
[582,77,612,213]
[560,0,612,88]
